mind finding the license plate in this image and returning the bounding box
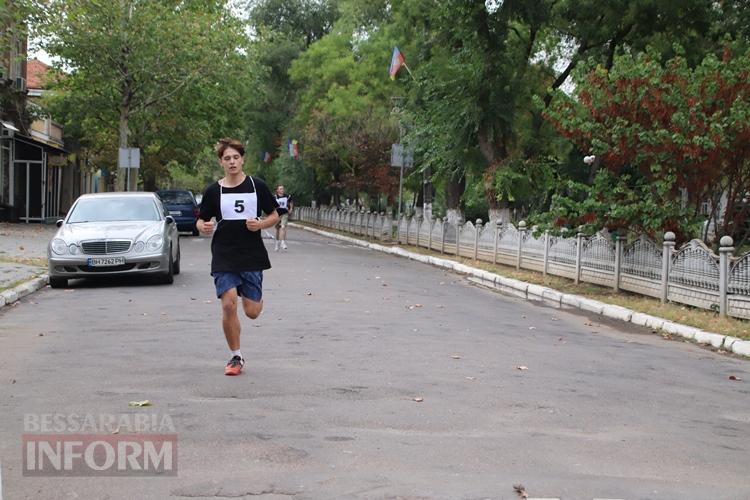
[87,257,126,267]
[169,210,181,215]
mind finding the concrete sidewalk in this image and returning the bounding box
[0,222,55,307]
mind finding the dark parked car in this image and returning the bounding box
[156,189,199,235]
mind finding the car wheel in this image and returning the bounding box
[173,244,181,275]
[49,277,67,289]
[160,249,174,284]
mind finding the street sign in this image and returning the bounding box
[118,147,140,169]
[391,143,404,167]
[391,143,414,168]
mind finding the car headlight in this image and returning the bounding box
[146,234,163,252]
[68,243,80,255]
[133,241,145,253]
[51,238,68,255]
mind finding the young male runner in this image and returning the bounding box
[196,138,279,375]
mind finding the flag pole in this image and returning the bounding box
[402,63,416,81]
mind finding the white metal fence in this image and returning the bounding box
[295,207,750,320]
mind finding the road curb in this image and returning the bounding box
[0,274,49,310]
[292,222,750,359]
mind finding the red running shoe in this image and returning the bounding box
[224,355,244,376]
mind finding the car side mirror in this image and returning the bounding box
[165,216,175,225]
[56,219,64,228]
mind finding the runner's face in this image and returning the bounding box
[277,186,285,195]
[220,147,244,176]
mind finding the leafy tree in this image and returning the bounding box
[287,9,401,207]
[34,0,248,190]
[545,44,750,242]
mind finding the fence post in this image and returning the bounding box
[719,235,734,318]
[427,217,433,250]
[416,215,423,248]
[516,221,526,270]
[613,235,622,292]
[440,218,446,254]
[474,219,483,260]
[661,231,676,303]
[543,230,550,278]
[493,219,502,265]
[575,228,584,285]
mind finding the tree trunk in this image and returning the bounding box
[445,208,463,225]
[488,207,510,224]
[445,174,465,223]
[116,108,129,191]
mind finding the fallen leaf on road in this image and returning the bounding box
[381,283,388,287]
[10,379,16,384]
[528,326,536,330]
[515,365,529,371]
[465,376,476,381]
[306,292,313,296]
[729,375,743,381]
[128,400,152,407]
[450,355,461,359]
[584,321,593,326]
[513,483,528,498]
[415,304,423,308]
[521,315,527,319]
[413,397,423,402]
[38,333,44,336]
[19,246,24,251]
[204,300,213,304]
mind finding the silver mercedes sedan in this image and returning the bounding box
[47,192,181,288]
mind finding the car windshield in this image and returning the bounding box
[158,191,194,204]
[67,197,161,223]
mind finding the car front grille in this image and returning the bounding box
[81,240,131,255]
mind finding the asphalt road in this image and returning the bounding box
[0,228,749,500]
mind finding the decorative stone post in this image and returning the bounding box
[614,235,622,292]
[517,221,527,270]
[427,217,433,250]
[575,227,584,285]
[474,219,483,261]
[417,215,424,248]
[719,235,734,318]
[661,231,676,303]
[440,218,446,254]
[493,219,502,265]
[543,230,550,278]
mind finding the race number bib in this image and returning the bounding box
[277,196,288,209]
[220,192,257,220]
